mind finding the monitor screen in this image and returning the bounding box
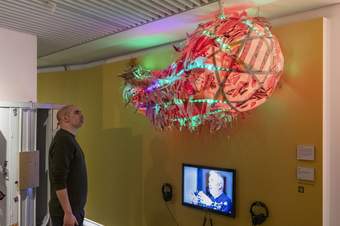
[182,164,236,217]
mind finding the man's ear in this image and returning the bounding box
[63,114,70,122]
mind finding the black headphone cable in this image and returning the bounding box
[165,201,180,226]
[202,212,213,226]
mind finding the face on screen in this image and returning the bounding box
[208,171,224,198]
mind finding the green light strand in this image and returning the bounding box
[202,30,232,53]
[122,84,134,103]
[132,65,151,80]
[171,108,234,129]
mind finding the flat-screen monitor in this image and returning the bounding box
[182,163,236,217]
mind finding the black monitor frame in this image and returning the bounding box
[182,163,236,217]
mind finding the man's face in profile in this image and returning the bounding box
[66,106,84,129]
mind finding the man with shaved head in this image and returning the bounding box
[49,105,87,226]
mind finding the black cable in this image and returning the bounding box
[208,212,213,226]
[165,201,180,226]
[203,215,207,226]
[203,211,214,226]
[209,216,213,226]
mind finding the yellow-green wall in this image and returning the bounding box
[38,18,323,226]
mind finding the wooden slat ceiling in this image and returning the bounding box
[0,0,215,57]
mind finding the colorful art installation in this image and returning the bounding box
[121,8,284,132]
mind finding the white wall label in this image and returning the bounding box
[297,167,315,181]
[297,144,315,160]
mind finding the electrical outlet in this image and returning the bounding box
[298,186,304,193]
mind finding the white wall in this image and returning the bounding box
[271,4,340,226]
[0,27,37,102]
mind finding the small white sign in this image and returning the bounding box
[297,167,315,181]
[297,145,315,160]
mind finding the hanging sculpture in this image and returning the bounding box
[121,7,284,132]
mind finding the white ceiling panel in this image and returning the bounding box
[0,0,339,68]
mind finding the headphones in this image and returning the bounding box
[161,183,173,202]
[250,201,269,225]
